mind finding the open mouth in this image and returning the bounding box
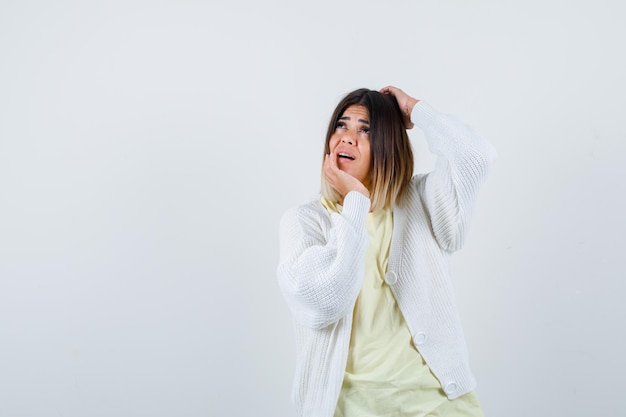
[338,152,355,161]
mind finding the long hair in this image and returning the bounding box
[321,88,414,211]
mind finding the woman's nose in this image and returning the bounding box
[341,135,354,145]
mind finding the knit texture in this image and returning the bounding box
[277,101,497,417]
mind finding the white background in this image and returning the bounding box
[1,1,624,416]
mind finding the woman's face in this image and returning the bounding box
[328,105,372,187]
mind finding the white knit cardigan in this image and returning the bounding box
[277,101,497,417]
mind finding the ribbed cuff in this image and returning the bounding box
[411,101,437,131]
[342,191,370,225]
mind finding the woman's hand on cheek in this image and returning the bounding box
[324,152,370,200]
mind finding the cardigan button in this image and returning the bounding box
[444,382,458,395]
[384,271,398,285]
[414,332,427,345]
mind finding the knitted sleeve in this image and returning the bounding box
[277,192,370,329]
[412,102,497,253]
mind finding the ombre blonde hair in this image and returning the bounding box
[321,88,414,212]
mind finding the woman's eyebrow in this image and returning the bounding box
[339,116,370,125]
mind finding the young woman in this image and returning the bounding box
[277,86,497,417]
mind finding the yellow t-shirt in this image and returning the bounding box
[322,197,484,417]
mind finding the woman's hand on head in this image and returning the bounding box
[380,86,419,129]
[323,152,370,200]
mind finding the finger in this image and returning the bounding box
[323,154,335,179]
[324,153,340,182]
[329,149,341,171]
[380,87,394,96]
[380,85,399,96]
[327,151,351,194]
[323,157,336,188]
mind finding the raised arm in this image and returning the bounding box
[382,86,497,252]
[416,102,496,252]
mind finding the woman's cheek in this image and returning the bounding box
[329,136,340,151]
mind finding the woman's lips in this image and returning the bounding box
[337,149,356,160]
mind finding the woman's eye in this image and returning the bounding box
[336,122,347,130]
[360,127,370,134]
